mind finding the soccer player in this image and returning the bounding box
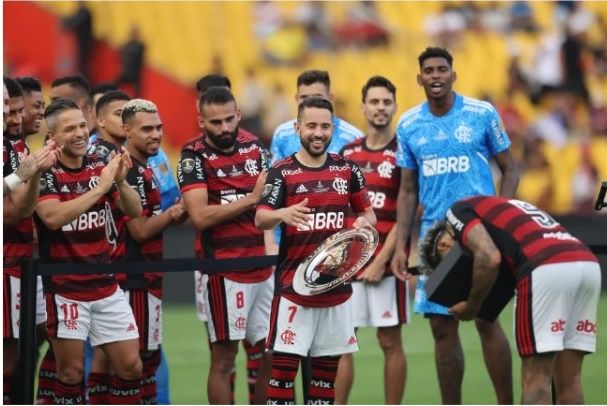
[190,73,272,404]
[269,69,363,164]
[3,78,60,404]
[50,75,95,132]
[255,96,376,405]
[391,47,519,404]
[418,196,600,404]
[16,76,45,136]
[337,76,407,404]
[87,99,187,404]
[178,86,273,404]
[35,98,143,404]
[88,90,131,160]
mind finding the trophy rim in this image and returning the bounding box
[292,225,379,296]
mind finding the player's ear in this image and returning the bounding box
[452,71,457,83]
[416,74,422,87]
[197,114,204,130]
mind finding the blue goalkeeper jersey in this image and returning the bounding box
[396,93,511,236]
[270,116,363,164]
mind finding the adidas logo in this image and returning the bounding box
[347,335,357,345]
[61,185,70,193]
[217,169,226,177]
[127,323,136,332]
[382,311,392,319]
[295,184,308,194]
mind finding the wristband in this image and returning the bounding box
[4,173,23,191]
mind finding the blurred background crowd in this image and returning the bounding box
[4,0,607,216]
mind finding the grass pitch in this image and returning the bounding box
[163,295,607,404]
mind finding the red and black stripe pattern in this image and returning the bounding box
[342,137,400,278]
[178,131,271,283]
[206,275,230,341]
[36,156,118,301]
[3,136,34,277]
[448,196,597,283]
[258,153,371,307]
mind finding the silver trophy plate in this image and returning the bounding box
[292,225,379,296]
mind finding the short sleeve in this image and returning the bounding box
[257,168,286,211]
[395,124,418,169]
[485,106,511,156]
[38,170,59,201]
[446,200,480,245]
[177,150,206,193]
[349,162,371,213]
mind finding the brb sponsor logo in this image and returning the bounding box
[297,210,344,231]
[576,319,597,334]
[422,155,470,177]
[62,209,108,231]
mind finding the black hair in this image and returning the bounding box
[361,75,396,102]
[44,98,81,130]
[417,220,448,274]
[4,77,24,98]
[51,74,91,94]
[198,86,236,111]
[15,76,42,93]
[95,90,131,115]
[296,70,330,89]
[418,47,454,68]
[196,74,231,94]
[90,82,118,98]
[297,95,334,122]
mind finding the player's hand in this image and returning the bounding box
[352,216,371,230]
[281,198,311,230]
[357,260,384,283]
[99,153,121,193]
[168,197,188,224]
[249,169,268,204]
[390,248,412,282]
[448,301,477,321]
[114,147,132,184]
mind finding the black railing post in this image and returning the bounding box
[15,259,38,405]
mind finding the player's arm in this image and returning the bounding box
[358,224,397,282]
[494,149,519,198]
[352,206,377,229]
[448,223,501,320]
[111,151,143,219]
[264,229,279,255]
[185,170,267,231]
[390,168,419,280]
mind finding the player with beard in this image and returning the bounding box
[391,47,519,404]
[178,86,273,404]
[35,98,143,405]
[255,96,376,405]
[336,76,408,404]
[87,99,187,404]
[16,76,45,136]
[189,74,272,404]
[3,78,60,404]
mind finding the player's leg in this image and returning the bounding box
[87,347,111,404]
[428,315,463,404]
[475,318,513,404]
[51,338,87,404]
[91,288,142,404]
[3,338,18,403]
[334,353,353,404]
[243,339,265,403]
[266,296,314,404]
[521,353,556,404]
[208,340,240,404]
[377,325,406,404]
[310,300,359,404]
[3,274,21,403]
[553,350,585,404]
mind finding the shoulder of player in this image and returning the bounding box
[460,96,497,115]
[181,134,205,153]
[333,117,364,138]
[271,155,295,170]
[341,137,365,154]
[396,103,425,130]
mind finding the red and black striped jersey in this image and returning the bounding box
[87,138,124,261]
[257,153,372,307]
[178,131,271,283]
[115,158,164,297]
[447,196,598,283]
[36,156,118,301]
[342,137,399,278]
[3,135,34,277]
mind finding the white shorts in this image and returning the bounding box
[268,296,359,357]
[515,261,601,356]
[205,274,274,344]
[45,286,139,347]
[351,277,410,328]
[124,289,162,351]
[3,274,46,339]
[194,271,208,322]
